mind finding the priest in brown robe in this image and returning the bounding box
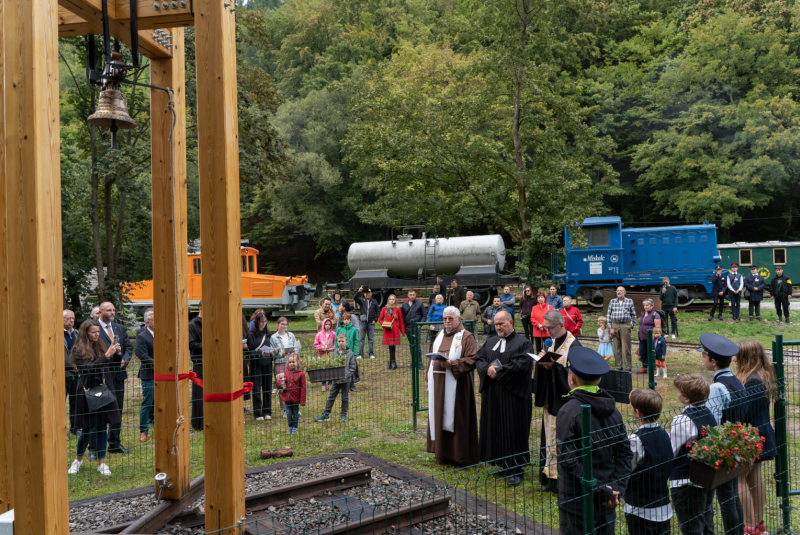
[425,306,479,466]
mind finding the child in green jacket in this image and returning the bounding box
[336,313,360,391]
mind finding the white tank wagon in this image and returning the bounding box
[347,234,506,277]
[326,234,519,308]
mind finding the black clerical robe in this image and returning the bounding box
[476,330,534,471]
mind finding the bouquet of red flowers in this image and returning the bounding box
[689,421,765,471]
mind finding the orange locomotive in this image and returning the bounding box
[124,246,313,315]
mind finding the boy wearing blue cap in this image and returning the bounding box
[557,346,633,535]
[700,332,745,535]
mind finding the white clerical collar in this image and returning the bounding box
[492,338,507,353]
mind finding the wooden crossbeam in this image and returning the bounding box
[57,0,172,58]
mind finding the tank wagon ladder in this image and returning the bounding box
[423,232,438,286]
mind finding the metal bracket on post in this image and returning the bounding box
[580,404,596,535]
[772,334,793,534]
[647,329,656,390]
[410,320,418,431]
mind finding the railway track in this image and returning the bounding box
[91,466,449,535]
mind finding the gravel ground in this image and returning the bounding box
[70,457,525,535]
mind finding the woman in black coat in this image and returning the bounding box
[67,320,122,477]
[247,312,275,421]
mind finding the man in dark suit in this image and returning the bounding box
[135,310,155,442]
[744,265,766,321]
[446,278,468,308]
[98,301,133,453]
[189,302,204,430]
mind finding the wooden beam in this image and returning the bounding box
[57,0,171,58]
[116,0,194,30]
[150,26,190,501]
[0,0,11,514]
[4,0,69,533]
[194,1,244,533]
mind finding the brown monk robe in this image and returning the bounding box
[425,326,479,466]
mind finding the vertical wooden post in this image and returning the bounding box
[194,2,244,533]
[4,0,69,533]
[151,27,190,500]
[0,0,12,513]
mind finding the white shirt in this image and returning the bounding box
[624,423,674,521]
[148,328,154,337]
[707,369,732,426]
[279,333,289,347]
[669,408,705,489]
[98,319,120,354]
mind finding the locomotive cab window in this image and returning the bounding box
[242,256,248,273]
[774,248,787,265]
[739,249,752,266]
[249,255,255,273]
[193,259,201,275]
[583,227,609,247]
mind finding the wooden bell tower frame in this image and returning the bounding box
[0,1,244,533]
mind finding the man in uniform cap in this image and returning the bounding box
[709,265,727,321]
[726,263,744,320]
[769,266,792,323]
[744,265,766,321]
[556,346,632,535]
[699,332,745,535]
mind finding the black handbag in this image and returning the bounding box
[83,382,116,413]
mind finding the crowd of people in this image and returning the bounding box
[63,275,789,535]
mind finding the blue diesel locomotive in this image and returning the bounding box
[552,217,721,307]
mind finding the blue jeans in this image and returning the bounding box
[285,403,300,431]
[358,322,375,356]
[140,379,154,434]
[77,428,108,459]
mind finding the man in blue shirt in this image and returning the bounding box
[547,285,564,310]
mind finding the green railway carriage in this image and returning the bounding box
[717,241,799,286]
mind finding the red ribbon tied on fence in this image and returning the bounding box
[154,372,254,402]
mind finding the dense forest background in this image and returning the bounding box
[58,0,800,312]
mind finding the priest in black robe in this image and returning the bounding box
[476,310,534,487]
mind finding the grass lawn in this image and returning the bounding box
[67,313,800,533]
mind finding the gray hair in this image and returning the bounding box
[144,310,154,322]
[643,298,654,307]
[562,296,572,305]
[443,306,460,318]
[543,309,564,325]
[63,309,74,318]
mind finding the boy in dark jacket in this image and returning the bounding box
[557,346,633,535]
[316,334,358,422]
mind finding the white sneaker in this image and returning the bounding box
[68,459,82,474]
[369,355,375,359]
[282,412,287,418]
[264,415,272,420]
[671,334,676,339]
[97,463,112,476]
[357,355,363,360]
[255,416,265,421]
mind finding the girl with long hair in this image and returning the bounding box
[67,320,121,477]
[735,339,778,535]
[378,294,405,370]
[247,311,275,421]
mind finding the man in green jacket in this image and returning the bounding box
[459,291,482,325]
[660,276,679,338]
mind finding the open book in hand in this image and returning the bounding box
[426,352,449,361]
[528,352,559,364]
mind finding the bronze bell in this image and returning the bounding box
[87,79,136,149]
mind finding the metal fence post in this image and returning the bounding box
[647,328,656,390]
[411,320,418,431]
[772,334,792,533]
[580,404,597,535]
